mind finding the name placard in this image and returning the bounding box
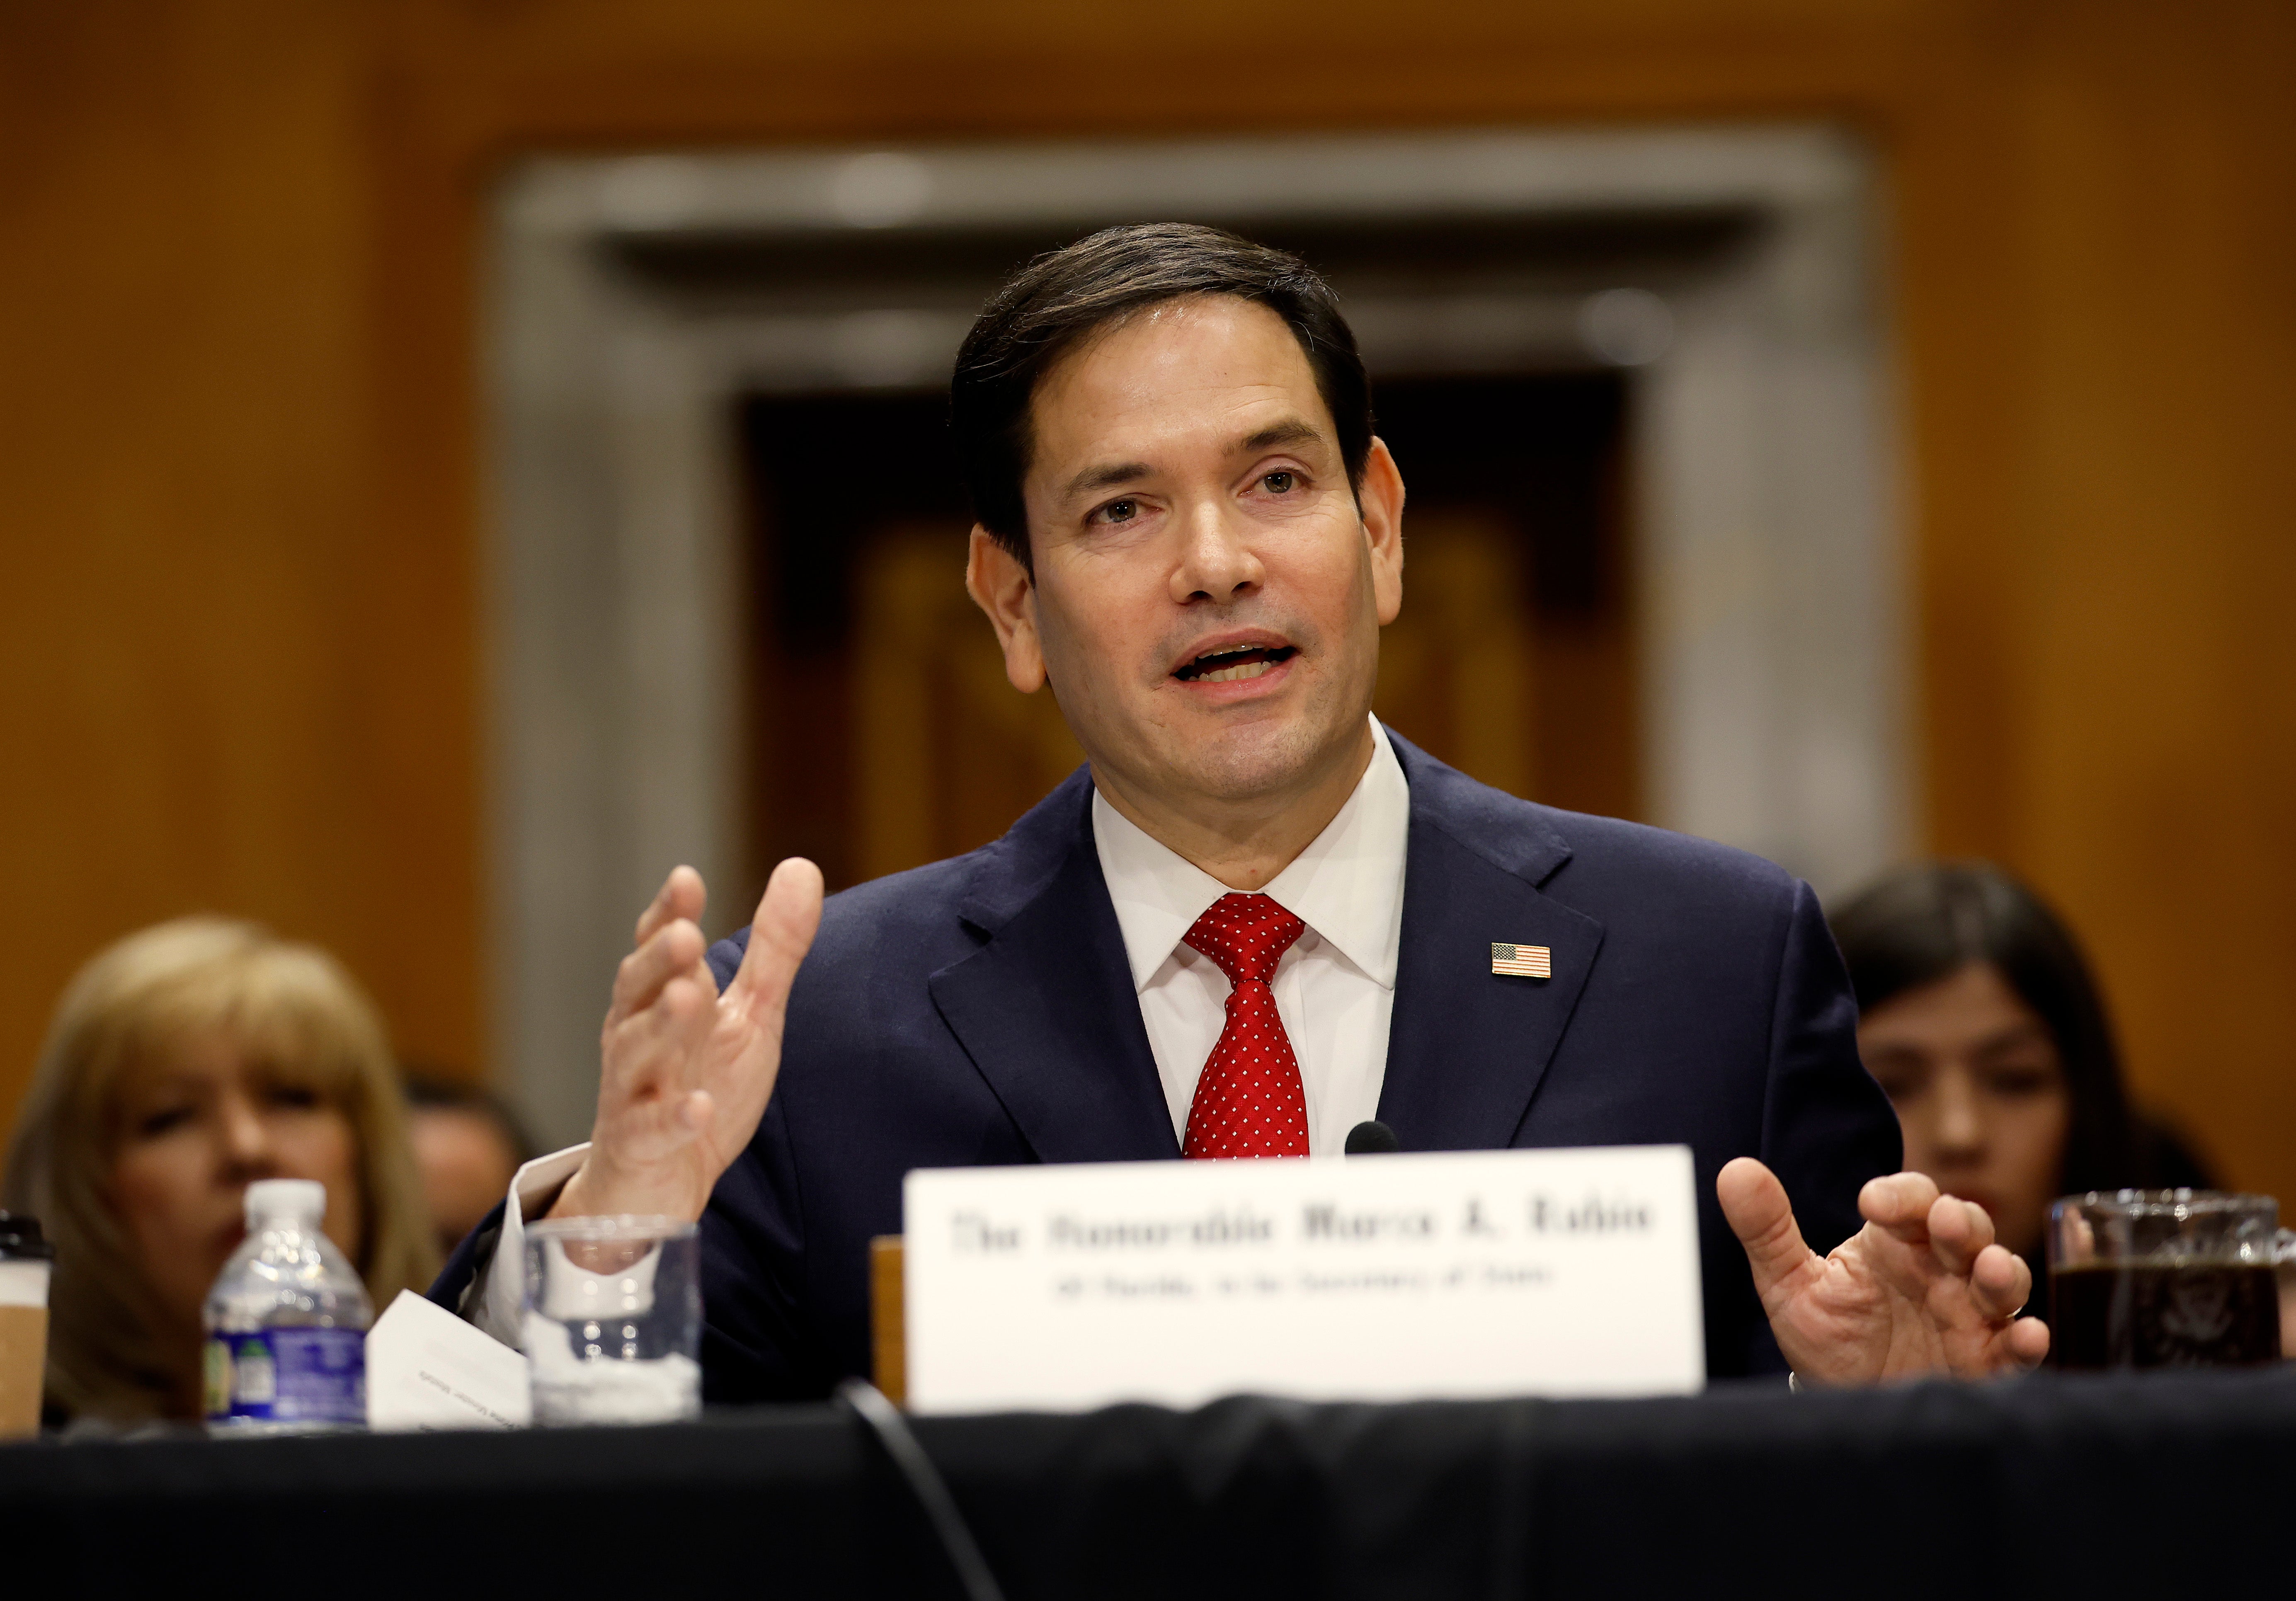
[903,1144,1704,1414]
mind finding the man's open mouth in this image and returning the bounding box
[1172,644,1297,684]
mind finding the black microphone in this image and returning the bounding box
[1344,1119,1399,1156]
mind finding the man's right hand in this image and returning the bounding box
[549,857,825,1225]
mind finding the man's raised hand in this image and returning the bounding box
[1718,1157,2051,1385]
[550,858,824,1225]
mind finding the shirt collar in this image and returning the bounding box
[1090,717,1411,994]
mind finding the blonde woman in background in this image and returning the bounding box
[0,918,438,1425]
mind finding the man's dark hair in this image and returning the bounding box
[950,223,1372,568]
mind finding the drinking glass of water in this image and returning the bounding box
[523,1216,702,1425]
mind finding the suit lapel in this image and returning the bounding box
[928,772,1180,1164]
[1377,734,1606,1150]
[926,737,1604,1162]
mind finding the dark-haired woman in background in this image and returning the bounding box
[1828,863,2213,1326]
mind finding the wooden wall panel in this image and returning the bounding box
[3,0,2292,1209]
[0,3,480,1123]
[2003,2,2296,1194]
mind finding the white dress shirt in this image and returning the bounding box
[465,715,1412,1342]
[1093,715,1409,1156]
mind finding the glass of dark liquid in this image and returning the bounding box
[2047,1190,2283,1371]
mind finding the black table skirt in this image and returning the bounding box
[3,1370,2289,1598]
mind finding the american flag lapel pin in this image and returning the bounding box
[1491,942,1552,979]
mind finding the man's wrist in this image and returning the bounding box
[547,1153,707,1225]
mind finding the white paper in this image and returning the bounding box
[905,1145,1705,1414]
[366,1289,532,1431]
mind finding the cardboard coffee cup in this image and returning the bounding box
[0,1213,55,1439]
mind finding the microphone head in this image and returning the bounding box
[1343,1119,1399,1156]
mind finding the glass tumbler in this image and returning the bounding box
[2046,1190,2282,1371]
[523,1216,702,1425]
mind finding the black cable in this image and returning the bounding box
[834,1378,1006,1601]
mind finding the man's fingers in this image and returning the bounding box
[1859,1171,1944,1240]
[1925,1193,1997,1276]
[609,917,708,1021]
[634,865,707,947]
[2003,1315,2051,1369]
[728,857,826,1013]
[1967,1242,2033,1323]
[1717,1157,1816,1303]
[606,969,717,1091]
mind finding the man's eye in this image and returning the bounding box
[1092,499,1137,526]
[1262,471,1296,494]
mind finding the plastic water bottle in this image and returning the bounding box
[203,1179,371,1432]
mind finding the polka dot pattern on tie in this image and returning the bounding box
[1180,892,1309,1160]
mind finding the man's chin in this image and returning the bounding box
[1161,717,1352,804]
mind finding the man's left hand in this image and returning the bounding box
[1718,1158,2051,1384]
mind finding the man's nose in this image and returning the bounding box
[1169,499,1263,604]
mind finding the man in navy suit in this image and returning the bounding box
[435,224,2047,1395]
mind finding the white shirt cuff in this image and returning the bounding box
[468,1143,591,1348]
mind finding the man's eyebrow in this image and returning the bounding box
[1238,418,1326,455]
[1062,460,1152,498]
[1057,419,1328,499]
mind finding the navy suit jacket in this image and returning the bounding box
[433,731,1899,1396]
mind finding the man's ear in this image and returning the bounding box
[1360,436,1406,626]
[965,526,1047,693]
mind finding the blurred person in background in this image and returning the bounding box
[402,1073,533,1259]
[0,917,439,1425]
[1830,862,2214,1325]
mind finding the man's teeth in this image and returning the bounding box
[1197,658,1275,683]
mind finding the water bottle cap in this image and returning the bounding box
[244,1178,326,1226]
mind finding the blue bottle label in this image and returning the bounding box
[206,1327,366,1424]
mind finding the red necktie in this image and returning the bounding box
[1181,893,1309,1159]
